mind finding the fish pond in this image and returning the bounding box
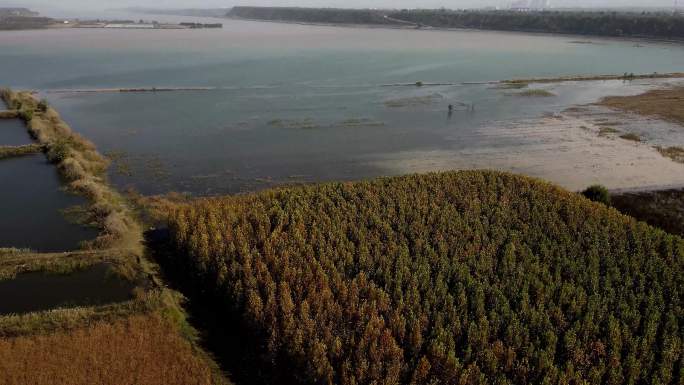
[0,263,136,315]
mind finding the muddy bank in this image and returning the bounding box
[599,86,684,126]
[370,111,684,192]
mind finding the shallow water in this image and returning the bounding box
[0,154,97,251]
[0,119,33,146]
[0,263,135,315]
[1,17,684,194]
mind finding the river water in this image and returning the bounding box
[1,15,684,196]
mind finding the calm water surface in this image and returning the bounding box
[0,264,135,315]
[1,17,683,194]
[0,154,97,251]
[0,119,33,146]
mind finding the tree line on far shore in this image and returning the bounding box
[229,6,684,40]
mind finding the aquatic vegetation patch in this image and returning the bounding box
[513,89,556,97]
[598,126,620,137]
[384,93,444,108]
[166,170,684,385]
[335,117,385,127]
[656,146,684,163]
[619,132,642,142]
[104,150,133,177]
[599,86,684,125]
[494,82,528,89]
[268,117,385,129]
[268,118,319,129]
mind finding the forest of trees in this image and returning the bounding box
[229,7,684,40]
[168,171,684,384]
[228,7,396,25]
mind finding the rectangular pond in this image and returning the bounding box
[0,263,136,315]
[0,153,98,251]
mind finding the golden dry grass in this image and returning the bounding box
[0,313,227,385]
[600,86,684,125]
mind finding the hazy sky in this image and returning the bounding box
[4,0,679,14]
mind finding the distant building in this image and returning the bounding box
[509,0,550,11]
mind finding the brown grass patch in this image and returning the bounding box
[599,86,684,125]
[0,312,229,385]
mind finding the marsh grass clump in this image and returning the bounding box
[656,146,684,163]
[268,118,319,129]
[167,170,683,385]
[496,82,528,89]
[37,99,49,113]
[620,132,642,142]
[336,118,385,127]
[515,89,556,97]
[384,93,444,108]
[581,184,611,205]
[18,107,33,121]
[598,126,620,137]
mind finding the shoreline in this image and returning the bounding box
[29,72,684,95]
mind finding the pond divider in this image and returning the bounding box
[0,143,44,159]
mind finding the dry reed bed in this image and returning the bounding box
[0,313,224,385]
